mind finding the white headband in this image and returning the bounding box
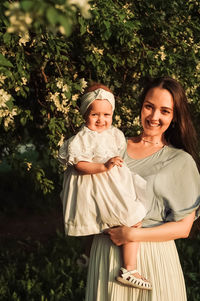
[80,88,115,116]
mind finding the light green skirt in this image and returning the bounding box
[85,234,186,301]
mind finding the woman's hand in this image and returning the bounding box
[105,224,140,246]
[106,211,196,245]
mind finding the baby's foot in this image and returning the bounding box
[116,267,152,290]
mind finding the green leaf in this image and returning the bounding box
[59,15,72,37]
[3,32,11,44]
[0,54,13,67]
[46,7,59,25]
[5,100,13,110]
[78,16,87,35]
[20,117,27,126]
[2,1,10,9]
[20,0,34,11]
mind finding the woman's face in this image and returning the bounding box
[141,87,174,138]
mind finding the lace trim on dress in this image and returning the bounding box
[65,126,126,165]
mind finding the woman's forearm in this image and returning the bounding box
[133,211,195,242]
[107,211,195,245]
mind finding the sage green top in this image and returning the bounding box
[123,145,200,228]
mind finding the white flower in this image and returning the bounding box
[15,87,20,92]
[56,78,69,92]
[0,74,6,84]
[86,26,93,35]
[4,116,12,127]
[1,107,17,127]
[11,108,17,117]
[196,62,200,71]
[47,92,70,115]
[57,134,65,147]
[132,72,138,79]
[80,78,87,92]
[155,46,166,62]
[62,84,69,92]
[132,84,138,91]
[160,52,166,61]
[159,46,166,61]
[114,115,122,127]
[133,116,140,127]
[19,31,30,46]
[92,46,104,55]
[73,73,78,80]
[22,77,28,85]
[56,79,63,89]
[59,26,66,35]
[24,13,32,25]
[26,162,32,171]
[0,47,7,56]
[0,89,11,107]
[72,94,79,101]
[122,106,132,115]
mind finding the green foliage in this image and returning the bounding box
[0,232,199,300]
[0,233,86,300]
[0,0,200,195]
[176,236,200,300]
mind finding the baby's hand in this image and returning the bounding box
[104,156,123,171]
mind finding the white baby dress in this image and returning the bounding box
[58,125,148,236]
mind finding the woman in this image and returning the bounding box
[85,77,200,301]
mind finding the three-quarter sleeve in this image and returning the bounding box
[154,150,200,222]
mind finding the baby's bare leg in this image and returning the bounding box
[122,241,139,271]
[116,242,152,289]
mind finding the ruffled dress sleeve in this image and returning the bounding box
[58,127,95,166]
[58,126,127,166]
[112,127,127,156]
[154,150,200,221]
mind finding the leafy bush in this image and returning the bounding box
[176,236,200,301]
[0,2,199,299]
[0,233,87,301]
[0,0,199,196]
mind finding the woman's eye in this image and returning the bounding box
[162,110,170,114]
[144,104,152,109]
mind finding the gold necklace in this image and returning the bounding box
[142,138,163,146]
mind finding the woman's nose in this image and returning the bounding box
[150,109,160,120]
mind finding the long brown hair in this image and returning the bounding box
[140,77,200,168]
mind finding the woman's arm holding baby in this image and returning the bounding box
[107,211,195,245]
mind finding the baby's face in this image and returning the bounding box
[85,99,113,133]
